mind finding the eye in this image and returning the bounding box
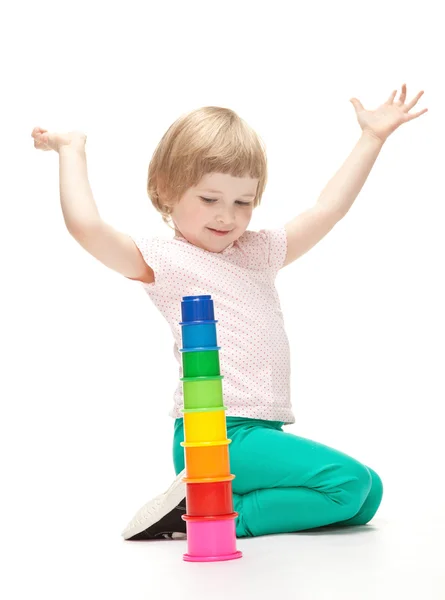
[200,197,252,206]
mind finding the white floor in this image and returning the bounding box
[4,512,443,599]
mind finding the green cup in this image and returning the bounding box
[182,350,221,378]
[181,375,224,410]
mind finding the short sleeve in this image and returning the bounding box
[126,235,166,286]
[237,227,288,274]
[259,227,288,273]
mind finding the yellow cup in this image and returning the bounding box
[183,408,228,444]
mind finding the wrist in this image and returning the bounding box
[361,129,386,146]
[58,143,86,156]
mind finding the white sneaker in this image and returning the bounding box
[121,470,187,540]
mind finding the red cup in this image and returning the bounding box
[186,480,234,517]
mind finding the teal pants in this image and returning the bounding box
[173,417,383,538]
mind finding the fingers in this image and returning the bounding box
[406,107,428,121]
[387,90,398,104]
[31,127,52,151]
[350,97,364,112]
[405,90,425,112]
[31,126,47,137]
[386,85,427,121]
[397,83,407,105]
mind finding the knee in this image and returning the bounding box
[367,467,384,512]
[344,465,383,524]
[338,462,373,518]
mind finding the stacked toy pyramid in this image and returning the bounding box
[179,294,242,562]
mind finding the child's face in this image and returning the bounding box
[170,172,258,252]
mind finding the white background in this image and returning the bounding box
[1,1,444,598]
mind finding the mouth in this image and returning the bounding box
[207,227,232,236]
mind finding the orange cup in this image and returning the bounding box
[184,441,231,480]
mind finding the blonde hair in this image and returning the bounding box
[147,106,268,228]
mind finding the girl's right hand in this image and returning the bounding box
[31,127,87,153]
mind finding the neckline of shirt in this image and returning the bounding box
[173,232,238,254]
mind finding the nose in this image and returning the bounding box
[215,204,235,224]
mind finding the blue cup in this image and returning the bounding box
[181,295,215,323]
[181,321,218,349]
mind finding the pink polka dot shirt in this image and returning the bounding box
[130,227,294,424]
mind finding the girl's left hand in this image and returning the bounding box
[350,84,428,143]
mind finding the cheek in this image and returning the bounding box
[240,208,253,223]
[176,202,198,220]
[192,205,208,221]
[183,204,207,226]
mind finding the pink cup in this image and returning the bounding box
[182,514,242,562]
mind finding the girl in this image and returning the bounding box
[32,84,427,540]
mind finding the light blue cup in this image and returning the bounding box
[181,321,218,349]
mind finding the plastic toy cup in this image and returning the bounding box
[182,350,221,378]
[181,469,235,484]
[181,295,215,323]
[185,479,234,517]
[181,376,224,410]
[179,293,242,563]
[180,345,220,353]
[182,513,242,562]
[181,322,217,349]
[183,407,227,444]
[183,440,231,480]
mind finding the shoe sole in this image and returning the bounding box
[121,470,186,540]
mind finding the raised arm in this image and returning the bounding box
[283,131,383,266]
[283,84,427,268]
[69,217,155,284]
[32,129,154,283]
